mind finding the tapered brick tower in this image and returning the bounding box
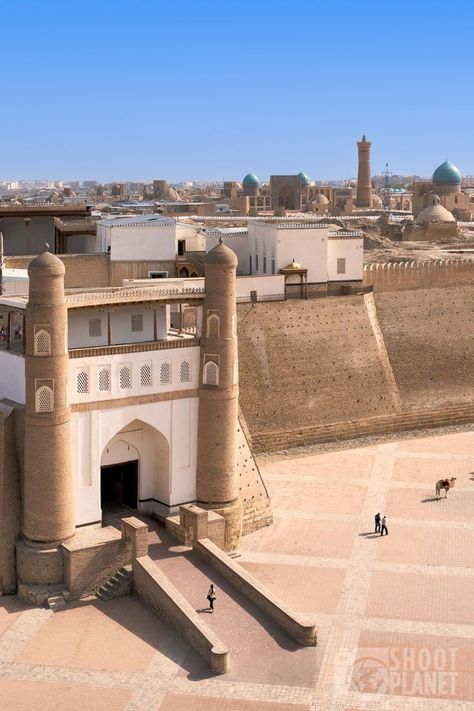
[196,238,241,549]
[356,134,373,208]
[16,245,75,601]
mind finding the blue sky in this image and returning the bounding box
[1,0,472,182]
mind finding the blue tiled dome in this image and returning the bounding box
[242,172,260,186]
[432,160,461,185]
[298,171,311,186]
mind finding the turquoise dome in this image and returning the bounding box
[242,172,260,186]
[298,171,311,186]
[432,160,461,185]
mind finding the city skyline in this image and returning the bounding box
[1,0,473,181]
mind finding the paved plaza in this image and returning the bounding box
[1,430,474,709]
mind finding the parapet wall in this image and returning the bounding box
[363,258,474,292]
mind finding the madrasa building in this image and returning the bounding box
[0,240,271,602]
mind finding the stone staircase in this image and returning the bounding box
[47,589,67,612]
[96,565,133,601]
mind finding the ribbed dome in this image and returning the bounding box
[28,245,65,276]
[242,172,260,186]
[432,160,461,185]
[205,239,238,267]
[415,197,455,225]
[285,259,302,270]
[312,193,329,204]
[298,172,311,186]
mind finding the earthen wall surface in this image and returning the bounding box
[0,403,21,593]
[238,288,474,451]
[375,286,474,409]
[5,254,110,289]
[363,259,474,292]
[237,297,395,439]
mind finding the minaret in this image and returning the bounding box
[17,245,75,597]
[356,134,373,207]
[196,238,241,549]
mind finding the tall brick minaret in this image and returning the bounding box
[356,134,373,208]
[196,238,241,550]
[16,244,75,601]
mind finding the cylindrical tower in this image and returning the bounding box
[22,246,75,544]
[196,238,241,548]
[356,134,373,208]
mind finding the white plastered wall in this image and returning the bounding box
[72,396,199,526]
[327,237,363,281]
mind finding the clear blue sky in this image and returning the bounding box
[1,0,473,182]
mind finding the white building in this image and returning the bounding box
[207,220,363,287]
[96,214,205,270]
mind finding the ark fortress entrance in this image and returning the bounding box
[100,418,170,515]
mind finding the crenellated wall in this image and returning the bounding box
[363,258,474,292]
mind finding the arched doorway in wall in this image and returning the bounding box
[179,267,189,278]
[100,419,170,515]
[278,185,296,210]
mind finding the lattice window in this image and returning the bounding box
[98,367,111,392]
[203,361,219,386]
[76,370,89,394]
[180,360,191,383]
[160,361,172,385]
[207,314,220,338]
[36,385,54,413]
[119,365,132,389]
[34,328,51,356]
[337,258,346,275]
[131,314,143,332]
[140,363,152,387]
[233,359,239,385]
[89,318,102,337]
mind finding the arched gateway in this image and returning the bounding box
[100,418,170,514]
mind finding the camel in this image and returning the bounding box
[435,477,456,499]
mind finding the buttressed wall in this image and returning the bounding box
[237,287,474,451]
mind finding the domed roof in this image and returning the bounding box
[312,193,329,204]
[432,160,461,185]
[242,172,260,186]
[28,244,65,276]
[298,172,311,186]
[285,259,302,270]
[415,196,456,225]
[205,238,238,267]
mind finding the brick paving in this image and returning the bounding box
[1,430,474,709]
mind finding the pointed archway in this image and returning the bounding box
[100,419,170,514]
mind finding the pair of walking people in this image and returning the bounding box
[375,512,388,536]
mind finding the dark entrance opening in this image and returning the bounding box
[101,460,138,511]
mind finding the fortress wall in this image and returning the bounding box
[237,297,396,441]
[5,254,110,289]
[363,259,474,292]
[236,415,272,535]
[375,286,474,409]
[238,287,474,452]
[0,402,21,594]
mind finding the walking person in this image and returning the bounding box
[207,583,216,612]
[375,512,381,533]
[380,515,388,536]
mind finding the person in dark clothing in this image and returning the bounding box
[375,512,381,533]
[207,583,216,612]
